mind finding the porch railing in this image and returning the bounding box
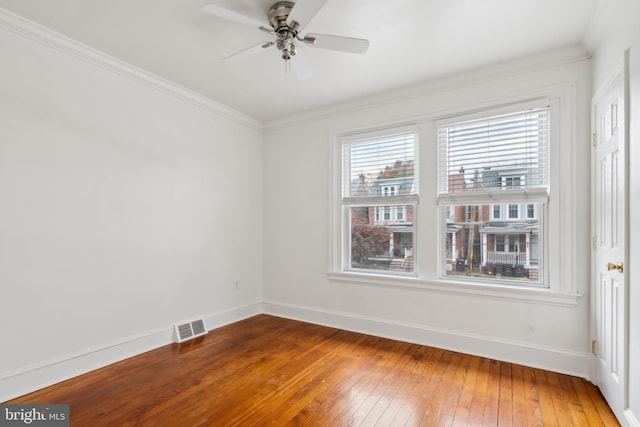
[487,252,526,265]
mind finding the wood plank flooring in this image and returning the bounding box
[7,315,618,426]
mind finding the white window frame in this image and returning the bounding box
[508,204,520,220]
[492,204,502,220]
[502,175,525,189]
[466,205,475,222]
[330,86,580,306]
[332,125,419,277]
[437,101,549,288]
[495,234,520,253]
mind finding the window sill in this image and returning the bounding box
[327,272,581,307]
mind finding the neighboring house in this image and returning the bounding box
[445,167,540,280]
[350,162,415,269]
[370,175,414,258]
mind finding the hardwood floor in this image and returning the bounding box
[7,315,618,426]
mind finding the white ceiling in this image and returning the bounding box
[0,0,599,122]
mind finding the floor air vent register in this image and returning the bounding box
[174,318,207,342]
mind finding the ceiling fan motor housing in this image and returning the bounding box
[268,1,299,60]
[268,1,297,34]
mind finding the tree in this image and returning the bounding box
[377,160,414,179]
[351,225,390,265]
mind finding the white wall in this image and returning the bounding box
[589,0,640,425]
[0,17,263,400]
[262,54,592,377]
[2,2,625,409]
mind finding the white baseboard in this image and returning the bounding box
[203,303,263,332]
[262,301,590,379]
[1,300,591,403]
[625,409,640,427]
[0,303,262,402]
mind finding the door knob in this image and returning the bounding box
[606,262,624,273]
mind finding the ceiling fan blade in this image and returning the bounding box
[201,3,265,27]
[290,50,312,80]
[305,33,370,54]
[223,41,273,63]
[287,0,327,30]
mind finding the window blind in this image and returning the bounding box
[343,131,417,200]
[438,108,549,198]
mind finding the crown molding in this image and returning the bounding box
[0,8,263,131]
[263,44,590,130]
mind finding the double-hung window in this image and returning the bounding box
[340,128,418,275]
[437,105,549,286]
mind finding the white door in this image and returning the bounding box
[592,60,628,420]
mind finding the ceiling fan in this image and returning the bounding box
[201,0,370,79]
